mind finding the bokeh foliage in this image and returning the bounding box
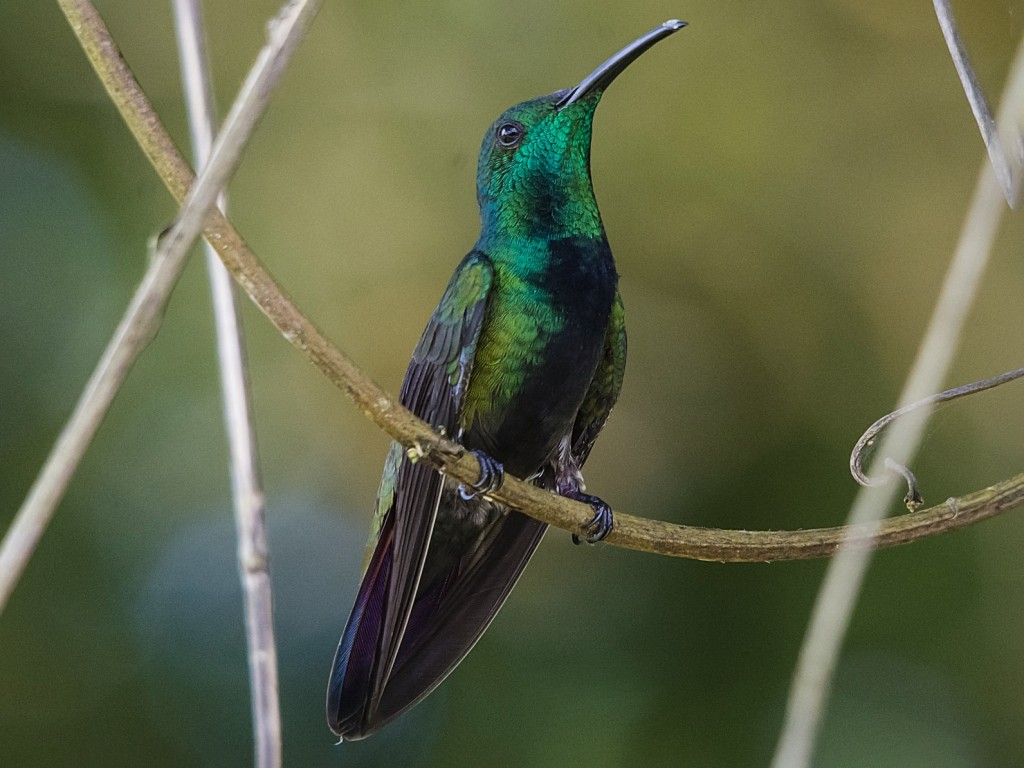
[2,1,1024,766]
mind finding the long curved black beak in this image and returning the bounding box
[557,19,686,110]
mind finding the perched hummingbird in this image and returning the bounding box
[327,20,685,740]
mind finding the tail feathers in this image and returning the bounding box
[327,521,393,739]
[327,511,546,740]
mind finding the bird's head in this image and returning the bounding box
[475,20,685,243]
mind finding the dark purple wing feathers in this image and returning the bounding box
[328,253,502,739]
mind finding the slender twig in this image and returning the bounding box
[0,0,322,617]
[22,0,1024,576]
[770,30,1024,768]
[172,1,281,766]
[934,0,1022,207]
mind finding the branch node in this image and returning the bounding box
[883,458,923,511]
[945,497,960,519]
[406,443,427,464]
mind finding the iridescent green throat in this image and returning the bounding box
[475,91,605,249]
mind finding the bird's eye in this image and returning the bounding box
[495,121,525,148]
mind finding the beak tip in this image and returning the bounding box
[557,20,686,111]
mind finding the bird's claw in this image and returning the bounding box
[567,492,613,545]
[458,450,504,500]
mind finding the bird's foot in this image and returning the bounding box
[565,491,614,545]
[458,450,504,500]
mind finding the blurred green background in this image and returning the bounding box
[3,1,1024,765]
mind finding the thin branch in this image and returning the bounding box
[172,1,281,766]
[934,0,1022,206]
[30,0,1024,574]
[0,0,322,617]
[770,28,1024,768]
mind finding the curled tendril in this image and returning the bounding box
[850,367,1024,508]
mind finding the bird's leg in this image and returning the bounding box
[547,438,614,544]
[563,489,614,545]
[458,450,505,500]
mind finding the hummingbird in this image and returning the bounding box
[327,19,685,740]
